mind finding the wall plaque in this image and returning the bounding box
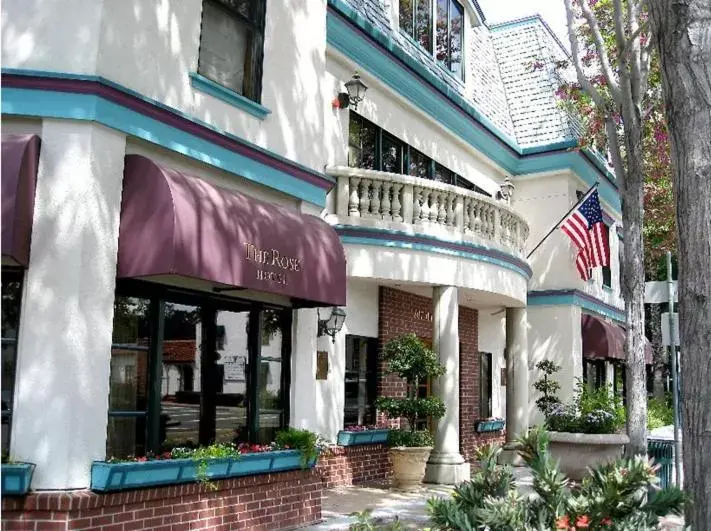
[316,351,329,380]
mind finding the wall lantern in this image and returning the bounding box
[317,306,347,342]
[498,177,515,205]
[334,72,368,111]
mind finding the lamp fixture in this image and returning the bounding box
[317,306,347,342]
[334,72,368,111]
[498,177,515,205]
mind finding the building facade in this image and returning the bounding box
[1,0,628,528]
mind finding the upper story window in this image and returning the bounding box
[436,0,464,79]
[347,113,491,197]
[198,0,266,103]
[400,0,465,80]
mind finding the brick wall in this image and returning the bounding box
[1,470,321,531]
[377,287,503,462]
[317,444,391,489]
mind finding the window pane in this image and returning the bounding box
[434,163,454,185]
[409,148,431,179]
[479,352,492,418]
[436,0,449,66]
[198,1,249,94]
[257,309,288,444]
[1,272,23,456]
[399,0,414,38]
[214,309,249,444]
[344,336,377,427]
[382,134,404,174]
[449,0,464,79]
[108,296,151,459]
[416,0,433,51]
[160,303,200,449]
[455,175,490,196]
[348,114,377,170]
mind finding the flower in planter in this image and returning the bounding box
[342,425,387,432]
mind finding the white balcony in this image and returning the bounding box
[326,166,530,258]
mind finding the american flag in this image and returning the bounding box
[561,189,610,279]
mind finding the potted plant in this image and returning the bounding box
[534,362,628,480]
[337,425,390,446]
[375,333,446,490]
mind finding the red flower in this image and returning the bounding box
[601,517,613,526]
[576,514,591,528]
[136,456,147,462]
[556,515,570,529]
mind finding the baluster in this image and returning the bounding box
[472,202,482,235]
[437,192,447,224]
[445,193,455,226]
[381,181,392,220]
[413,187,422,223]
[429,192,440,223]
[359,179,371,218]
[420,190,431,223]
[370,180,382,219]
[392,183,403,222]
[463,198,471,231]
[349,177,361,217]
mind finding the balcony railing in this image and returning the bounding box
[326,166,530,257]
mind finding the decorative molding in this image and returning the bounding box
[189,72,271,120]
[527,289,625,323]
[1,69,333,207]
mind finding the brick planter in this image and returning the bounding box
[1,469,321,531]
[318,444,391,488]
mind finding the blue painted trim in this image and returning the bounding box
[326,2,622,214]
[335,225,532,280]
[528,289,624,323]
[189,72,271,120]
[337,429,389,446]
[1,68,333,207]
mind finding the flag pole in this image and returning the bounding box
[526,182,599,259]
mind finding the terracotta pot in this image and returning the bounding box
[389,446,432,490]
[548,432,629,480]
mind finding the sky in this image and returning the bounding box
[476,0,569,47]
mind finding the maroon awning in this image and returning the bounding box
[2,134,41,267]
[117,155,346,307]
[582,314,652,364]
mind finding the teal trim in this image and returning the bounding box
[528,290,625,323]
[337,231,531,280]
[326,2,622,214]
[2,86,327,207]
[190,72,271,120]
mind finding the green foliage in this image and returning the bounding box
[377,334,447,444]
[427,426,686,531]
[348,509,405,531]
[387,429,434,448]
[544,379,625,434]
[171,443,241,490]
[382,333,445,386]
[533,360,562,417]
[647,395,673,430]
[274,427,326,468]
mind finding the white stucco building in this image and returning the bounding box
[1,1,631,526]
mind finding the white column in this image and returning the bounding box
[425,286,470,484]
[10,121,126,489]
[504,307,529,446]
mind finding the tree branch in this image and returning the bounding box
[563,0,609,110]
[605,117,626,186]
[579,0,622,103]
[628,0,643,105]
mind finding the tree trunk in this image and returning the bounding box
[649,1,711,528]
[620,118,649,457]
[647,303,667,399]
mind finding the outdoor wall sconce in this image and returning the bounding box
[498,177,515,205]
[333,72,368,110]
[317,306,347,342]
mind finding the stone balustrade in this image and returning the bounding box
[327,166,530,256]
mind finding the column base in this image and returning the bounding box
[498,443,526,467]
[424,453,470,485]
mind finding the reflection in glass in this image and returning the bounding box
[382,134,404,174]
[436,0,448,65]
[107,296,151,458]
[415,0,432,52]
[257,309,286,444]
[409,148,431,179]
[344,336,377,427]
[434,163,455,185]
[348,114,377,170]
[449,0,464,79]
[1,272,22,455]
[399,0,414,37]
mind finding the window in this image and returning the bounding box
[455,175,489,196]
[436,0,464,79]
[107,283,291,458]
[400,0,433,52]
[602,224,612,288]
[344,336,378,427]
[348,113,378,170]
[198,0,266,102]
[2,270,24,455]
[434,163,455,185]
[479,352,492,418]
[409,148,432,179]
[382,133,405,174]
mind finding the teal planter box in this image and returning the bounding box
[337,429,389,446]
[91,450,315,492]
[1,463,35,495]
[475,419,505,433]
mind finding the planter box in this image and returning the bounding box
[337,429,389,446]
[1,463,35,495]
[548,432,629,481]
[475,419,505,433]
[91,450,315,492]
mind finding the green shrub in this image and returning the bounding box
[533,360,562,416]
[274,427,325,467]
[427,426,686,531]
[647,395,673,430]
[387,429,434,447]
[544,379,625,434]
